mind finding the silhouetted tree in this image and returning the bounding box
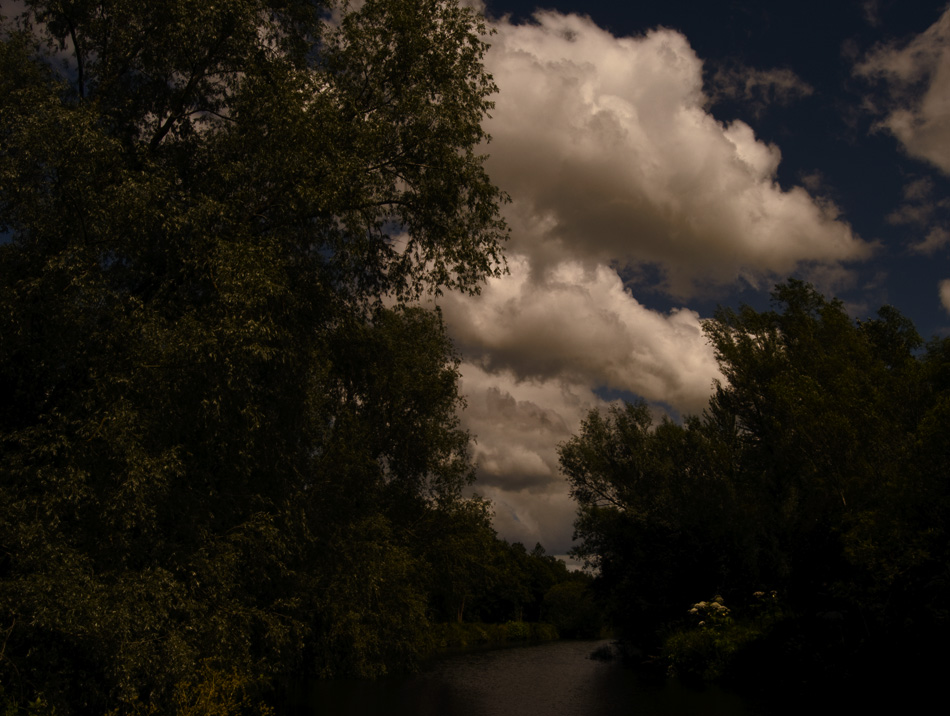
[562,280,949,668]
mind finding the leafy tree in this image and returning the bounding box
[703,281,923,597]
[562,280,949,672]
[561,403,740,642]
[0,0,506,711]
[417,495,498,624]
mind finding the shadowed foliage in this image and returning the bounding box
[1,1,509,712]
[562,280,950,683]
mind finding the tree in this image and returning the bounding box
[561,280,949,672]
[418,495,499,624]
[704,280,922,595]
[0,1,506,711]
[541,578,602,638]
[561,402,741,642]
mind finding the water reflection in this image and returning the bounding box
[294,640,769,715]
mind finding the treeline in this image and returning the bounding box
[0,1,533,714]
[561,280,950,685]
[428,532,599,638]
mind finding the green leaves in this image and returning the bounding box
[1,1,507,710]
[562,280,950,660]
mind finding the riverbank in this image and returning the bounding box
[427,621,560,653]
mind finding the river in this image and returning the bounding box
[285,639,784,715]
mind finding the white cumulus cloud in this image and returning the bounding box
[856,6,950,174]
[483,11,873,298]
[440,255,721,417]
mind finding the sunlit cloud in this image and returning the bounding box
[911,226,950,255]
[856,6,950,174]
[483,11,873,298]
[880,177,950,254]
[441,255,721,416]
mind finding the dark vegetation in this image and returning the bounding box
[0,1,600,713]
[561,280,950,688]
[12,0,923,708]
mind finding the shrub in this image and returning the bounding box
[663,594,780,682]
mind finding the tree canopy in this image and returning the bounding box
[562,280,950,681]
[0,1,509,712]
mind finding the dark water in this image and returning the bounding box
[289,640,778,715]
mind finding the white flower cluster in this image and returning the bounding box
[687,595,731,627]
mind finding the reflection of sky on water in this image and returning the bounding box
[295,640,763,716]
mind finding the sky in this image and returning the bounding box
[431,0,950,559]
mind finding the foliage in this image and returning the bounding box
[663,621,753,683]
[663,593,781,682]
[541,579,603,638]
[560,402,740,642]
[0,0,507,712]
[423,517,577,626]
[471,541,572,624]
[561,280,950,679]
[418,495,499,624]
[170,664,274,716]
[426,620,559,652]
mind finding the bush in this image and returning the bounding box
[504,621,528,640]
[170,665,274,716]
[663,594,780,682]
[529,623,560,641]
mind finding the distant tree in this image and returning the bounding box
[418,495,498,624]
[541,578,602,638]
